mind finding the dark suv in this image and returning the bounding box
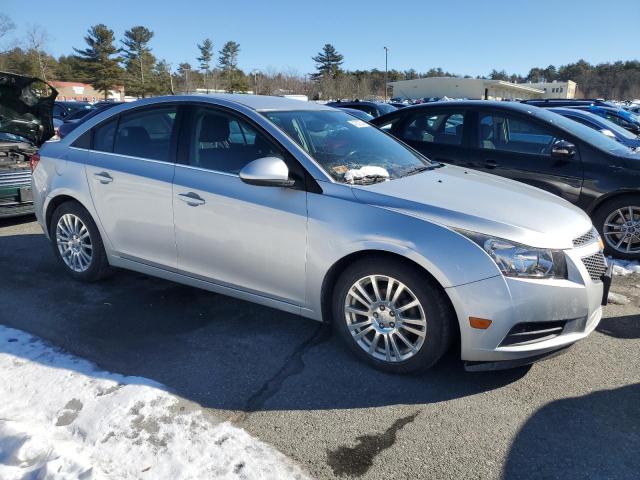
[372,101,640,259]
[326,100,396,118]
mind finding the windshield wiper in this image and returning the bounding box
[400,163,442,177]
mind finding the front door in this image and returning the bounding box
[467,110,584,203]
[172,105,308,305]
[85,105,178,268]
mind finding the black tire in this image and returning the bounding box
[332,257,454,374]
[49,201,112,282]
[592,195,640,260]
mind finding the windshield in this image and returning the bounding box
[377,103,397,115]
[533,108,634,155]
[263,110,431,183]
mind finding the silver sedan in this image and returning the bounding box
[32,95,609,373]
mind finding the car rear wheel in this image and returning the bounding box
[332,258,454,373]
[50,201,111,281]
[593,196,640,260]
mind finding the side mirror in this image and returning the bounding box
[551,140,576,159]
[239,157,295,187]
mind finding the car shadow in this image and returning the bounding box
[503,383,640,479]
[597,314,640,339]
[0,231,528,413]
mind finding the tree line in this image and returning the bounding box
[1,14,639,101]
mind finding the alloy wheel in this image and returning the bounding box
[344,275,427,362]
[603,206,640,255]
[56,213,93,273]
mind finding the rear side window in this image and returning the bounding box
[93,118,117,153]
[402,112,465,145]
[113,107,176,161]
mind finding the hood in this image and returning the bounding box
[351,166,592,250]
[0,71,57,146]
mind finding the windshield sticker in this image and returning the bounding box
[347,119,370,128]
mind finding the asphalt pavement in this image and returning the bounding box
[1,216,638,479]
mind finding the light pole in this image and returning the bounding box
[383,46,389,102]
[252,69,259,95]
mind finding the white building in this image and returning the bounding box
[524,80,577,99]
[389,77,578,101]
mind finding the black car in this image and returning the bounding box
[372,101,640,259]
[339,107,375,122]
[58,102,124,138]
[521,98,617,108]
[53,101,92,120]
[326,100,397,118]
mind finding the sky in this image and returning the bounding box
[3,0,639,77]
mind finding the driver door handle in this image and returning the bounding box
[177,192,206,206]
[484,160,498,169]
[93,171,113,184]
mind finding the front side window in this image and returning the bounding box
[113,106,176,161]
[402,111,464,145]
[478,113,559,155]
[187,107,284,174]
[263,110,431,183]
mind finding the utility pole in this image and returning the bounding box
[383,46,389,102]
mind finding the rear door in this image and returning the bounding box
[85,104,179,268]
[466,110,583,202]
[390,109,470,165]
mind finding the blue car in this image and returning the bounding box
[570,105,640,135]
[549,107,640,151]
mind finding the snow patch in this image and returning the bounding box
[0,326,309,480]
[608,257,640,276]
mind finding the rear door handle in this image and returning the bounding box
[93,171,113,184]
[177,192,206,206]
[484,160,498,169]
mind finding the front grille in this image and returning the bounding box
[581,251,607,282]
[500,321,567,346]
[0,169,31,188]
[573,228,596,247]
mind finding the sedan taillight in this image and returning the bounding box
[30,151,41,172]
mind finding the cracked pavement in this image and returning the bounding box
[1,217,639,479]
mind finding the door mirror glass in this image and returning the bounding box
[550,140,576,159]
[239,157,295,187]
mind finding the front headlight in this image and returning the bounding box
[455,229,567,279]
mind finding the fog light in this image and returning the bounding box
[469,317,492,329]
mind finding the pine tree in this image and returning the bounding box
[73,24,123,100]
[197,38,214,92]
[312,44,343,79]
[121,26,155,97]
[218,41,246,92]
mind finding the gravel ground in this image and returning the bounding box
[1,216,638,480]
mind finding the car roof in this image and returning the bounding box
[180,93,333,112]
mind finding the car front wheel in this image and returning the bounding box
[593,196,640,260]
[332,258,454,373]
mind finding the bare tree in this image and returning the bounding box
[0,14,16,54]
[26,24,50,81]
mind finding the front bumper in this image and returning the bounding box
[0,186,34,218]
[446,240,605,364]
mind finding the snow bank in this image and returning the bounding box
[608,257,640,276]
[0,326,308,480]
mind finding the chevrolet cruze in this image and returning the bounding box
[21,87,611,372]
